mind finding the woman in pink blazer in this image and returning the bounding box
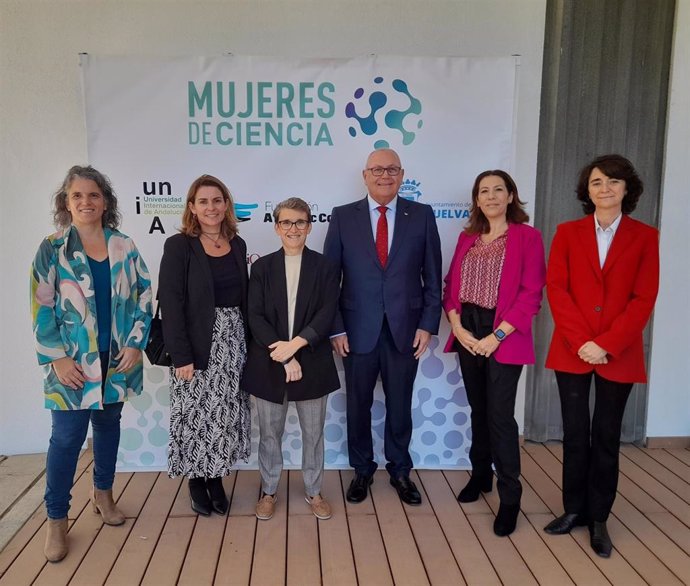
[443,170,546,536]
[544,155,659,559]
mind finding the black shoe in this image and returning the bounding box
[457,473,493,503]
[189,478,212,516]
[206,477,229,515]
[589,521,612,558]
[494,502,520,536]
[544,512,588,535]
[346,473,373,503]
[390,475,422,505]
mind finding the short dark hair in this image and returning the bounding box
[180,174,238,240]
[464,170,529,234]
[53,165,121,229]
[272,197,312,223]
[576,154,643,215]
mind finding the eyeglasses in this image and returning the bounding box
[365,166,402,177]
[277,219,310,231]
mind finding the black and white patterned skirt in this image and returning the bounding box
[168,307,251,478]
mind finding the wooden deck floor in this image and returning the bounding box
[1,443,689,585]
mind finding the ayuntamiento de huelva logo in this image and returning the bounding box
[397,179,471,221]
[398,179,422,202]
[346,77,423,149]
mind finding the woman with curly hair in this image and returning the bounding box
[543,154,659,558]
[31,165,152,562]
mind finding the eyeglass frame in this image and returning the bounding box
[364,165,403,177]
[276,219,311,231]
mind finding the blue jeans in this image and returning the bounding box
[45,351,124,519]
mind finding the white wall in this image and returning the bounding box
[0,0,543,455]
[2,1,687,457]
[646,0,690,440]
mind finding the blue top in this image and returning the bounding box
[87,256,112,352]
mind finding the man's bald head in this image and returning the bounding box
[363,149,404,206]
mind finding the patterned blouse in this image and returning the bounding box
[459,233,507,309]
[31,226,152,410]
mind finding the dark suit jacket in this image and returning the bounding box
[546,214,659,383]
[323,196,442,354]
[158,233,249,371]
[242,247,341,404]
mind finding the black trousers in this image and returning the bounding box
[555,371,632,522]
[344,317,419,478]
[457,304,523,506]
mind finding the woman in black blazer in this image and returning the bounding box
[159,174,251,516]
[243,197,340,521]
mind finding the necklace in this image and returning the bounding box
[201,232,223,249]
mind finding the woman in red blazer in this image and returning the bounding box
[544,154,659,558]
[443,170,545,537]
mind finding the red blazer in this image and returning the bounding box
[545,214,659,383]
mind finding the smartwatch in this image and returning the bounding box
[493,328,507,342]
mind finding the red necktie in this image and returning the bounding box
[376,205,388,267]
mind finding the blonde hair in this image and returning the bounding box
[180,174,238,240]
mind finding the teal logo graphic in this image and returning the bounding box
[346,77,423,148]
[234,202,259,222]
[399,179,422,202]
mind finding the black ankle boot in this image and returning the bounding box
[457,473,493,503]
[589,521,612,558]
[494,502,520,536]
[188,478,211,516]
[206,477,229,515]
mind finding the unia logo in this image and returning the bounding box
[345,77,423,149]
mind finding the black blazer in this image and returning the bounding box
[158,233,249,370]
[242,247,340,404]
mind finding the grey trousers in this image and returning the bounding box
[255,394,328,497]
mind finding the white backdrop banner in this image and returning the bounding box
[81,54,517,471]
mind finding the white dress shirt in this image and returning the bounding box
[594,213,622,268]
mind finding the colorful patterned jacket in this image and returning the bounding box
[31,226,152,410]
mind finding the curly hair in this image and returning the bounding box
[53,165,121,229]
[180,174,238,240]
[464,170,529,235]
[576,154,644,215]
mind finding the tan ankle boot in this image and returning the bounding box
[44,518,68,562]
[90,487,125,526]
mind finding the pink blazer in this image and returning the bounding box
[442,223,546,365]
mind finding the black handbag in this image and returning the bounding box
[145,301,172,367]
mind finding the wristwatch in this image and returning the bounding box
[493,328,507,342]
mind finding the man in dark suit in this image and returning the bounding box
[323,148,442,505]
